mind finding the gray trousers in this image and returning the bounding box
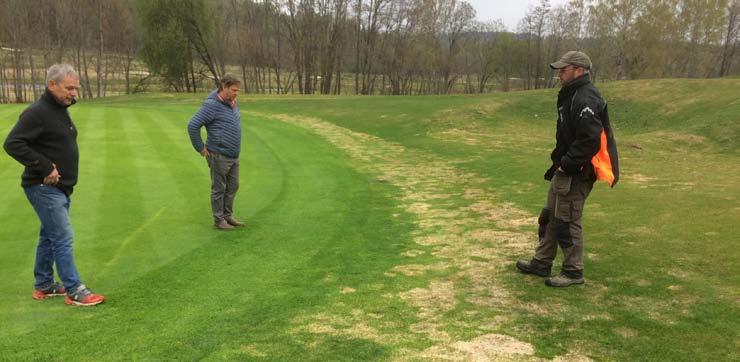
[534,172,594,278]
[206,152,239,222]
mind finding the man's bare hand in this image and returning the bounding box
[200,148,210,157]
[43,164,61,185]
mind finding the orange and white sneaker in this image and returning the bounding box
[65,284,105,306]
[32,282,66,300]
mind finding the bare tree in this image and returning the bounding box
[719,0,739,76]
[531,0,550,89]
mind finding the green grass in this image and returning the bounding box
[0,78,738,360]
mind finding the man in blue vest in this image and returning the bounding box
[188,74,245,230]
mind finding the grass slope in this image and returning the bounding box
[0,78,738,360]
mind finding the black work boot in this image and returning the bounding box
[516,259,551,277]
[545,272,584,287]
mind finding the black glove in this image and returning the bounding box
[544,164,558,181]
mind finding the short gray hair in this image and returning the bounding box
[219,73,240,90]
[46,64,79,83]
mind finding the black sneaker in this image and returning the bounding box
[516,260,551,277]
[545,273,584,287]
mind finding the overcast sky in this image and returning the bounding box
[465,0,569,31]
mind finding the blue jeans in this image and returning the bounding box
[24,185,81,291]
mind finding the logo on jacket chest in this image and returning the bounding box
[558,106,565,124]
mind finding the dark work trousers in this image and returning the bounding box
[206,152,240,222]
[534,172,594,278]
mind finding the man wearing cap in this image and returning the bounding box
[516,51,619,287]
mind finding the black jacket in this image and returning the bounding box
[549,74,619,186]
[4,89,79,195]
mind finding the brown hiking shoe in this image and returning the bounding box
[225,216,245,227]
[214,219,235,230]
[516,260,551,277]
[545,273,584,287]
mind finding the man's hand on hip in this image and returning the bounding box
[43,164,61,185]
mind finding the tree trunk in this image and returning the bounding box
[241,64,249,93]
[124,53,133,94]
[719,3,739,77]
[273,60,282,94]
[190,52,197,93]
[81,48,93,99]
[13,48,24,103]
[268,66,273,94]
[0,60,7,103]
[97,0,104,98]
[354,0,361,95]
[334,56,342,95]
[29,48,38,100]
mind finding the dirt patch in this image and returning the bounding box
[340,287,356,294]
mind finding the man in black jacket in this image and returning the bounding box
[4,64,105,306]
[516,51,619,287]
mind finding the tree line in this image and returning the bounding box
[0,0,738,102]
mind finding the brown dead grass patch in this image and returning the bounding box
[463,188,487,200]
[582,313,613,321]
[651,130,708,145]
[552,352,594,362]
[393,263,450,276]
[408,333,536,361]
[266,113,569,358]
[623,173,657,184]
[614,327,637,338]
[400,281,457,318]
[296,312,401,345]
[402,249,426,258]
[238,344,267,357]
[463,201,536,229]
[636,279,652,287]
